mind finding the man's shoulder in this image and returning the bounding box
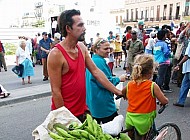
[136,39,142,43]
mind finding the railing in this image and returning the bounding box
[123,15,180,23]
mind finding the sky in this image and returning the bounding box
[0,0,124,28]
[0,0,35,27]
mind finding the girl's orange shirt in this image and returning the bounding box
[126,80,156,113]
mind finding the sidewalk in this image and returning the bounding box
[0,83,51,107]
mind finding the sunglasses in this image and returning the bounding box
[97,39,107,46]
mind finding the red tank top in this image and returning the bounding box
[51,44,88,117]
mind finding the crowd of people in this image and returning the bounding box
[0,8,189,139]
[0,31,62,98]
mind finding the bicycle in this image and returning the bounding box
[115,96,182,140]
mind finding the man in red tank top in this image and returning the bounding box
[47,9,122,122]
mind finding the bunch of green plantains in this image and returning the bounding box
[48,114,130,140]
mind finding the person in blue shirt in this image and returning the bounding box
[86,38,126,124]
[153,30,171,91]
[107,31,116,43]
[39,32,52,81]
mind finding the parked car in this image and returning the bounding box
[144,28,157,37]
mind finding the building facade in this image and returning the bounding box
[111,0,189,27]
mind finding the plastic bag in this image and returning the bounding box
[101,115,124,136]
[32,106,81,140]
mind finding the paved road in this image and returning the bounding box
[0,92,189,140]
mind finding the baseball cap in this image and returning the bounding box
[138,20,144,25]
[42,32,47,35]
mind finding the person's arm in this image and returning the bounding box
[174,55,189,71]
[153,83,168,105]
[16,56,19,66]
[39,40,50,54]
[47,48,64,108]
[2,44,5,53]
[139,41,144,53]
[121,86,128,100]
[29,41,33,55]
[15,48,19,66]
[84,46,122,96]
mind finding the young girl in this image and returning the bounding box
[122,54,168,139]
[108,47,115,76]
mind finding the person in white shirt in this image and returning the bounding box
[16,39,34,85]
[25,37,33,55]
[145,31,157,54]
[51,18,57,38]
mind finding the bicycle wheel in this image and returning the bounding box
[156,123,181,140]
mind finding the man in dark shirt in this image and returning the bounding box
[39,32,52,81]
[0,41,7,72]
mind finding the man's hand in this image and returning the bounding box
[174,65,180,71]
[46,50,50,54]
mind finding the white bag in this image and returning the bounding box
[32,106,81,140]
[101,115,124,136]
[115,82,123,110]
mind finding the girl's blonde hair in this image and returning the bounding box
[131,54,154,81]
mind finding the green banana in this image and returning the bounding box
[84,126,94,136]
[53,123,69,132]
[75,119,88,130]
[77,129,90,139]
[68,122,79,130]
[98,134,107,140]
[120,133,131,140]
[104,133,114,140]
[92,119,98,137]
[68,129,81,138]
[48,131,65,140]
[96,125,103,136]
[88,134,96,140]
[86,114,94,131]
[55,127,75,138]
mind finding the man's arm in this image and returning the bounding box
[82,45,122,95]
[47,48,64,108]
[2,43,5,53]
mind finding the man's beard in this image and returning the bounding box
[78,32,85,41]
